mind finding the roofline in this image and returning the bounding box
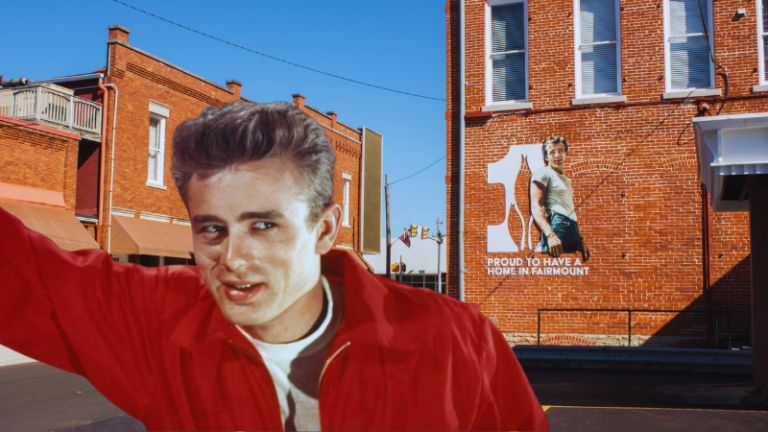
[0,114,82,140]
[29,73,104,85]
[106,39,234,94]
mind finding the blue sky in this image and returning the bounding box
[0,0,447,243]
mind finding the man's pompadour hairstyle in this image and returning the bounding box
[172,101,336,222]
[542,135,569,165]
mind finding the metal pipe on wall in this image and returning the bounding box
[96,75,108,245]
[458,0,466,302]
[103,83,118,254]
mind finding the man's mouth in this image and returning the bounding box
[222,282,264,302]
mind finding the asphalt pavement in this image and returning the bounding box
[1,362,766,431]
[527,368,767,431]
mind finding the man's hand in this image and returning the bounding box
[547,233,563,257]
[577,239,590,262]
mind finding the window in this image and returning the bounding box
[342,172,352,226]
[758,1,768,85]
[147,101,170,187]
[575,0,621,97]
[486,0,528,105]
[664,0,714,91]
[148,116,165,185]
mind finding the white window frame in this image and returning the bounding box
[485,0,529,106]
[147,101,169,188]
[663,0,715,93]
[573,0,622,98]
[757,0,768,86]
[342,172,352,227]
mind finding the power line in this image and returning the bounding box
[390,155,446,186]
[111,0,445,102]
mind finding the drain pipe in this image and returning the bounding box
[96,75,108,246]
[103,83,118,254]
[458,0,466,302]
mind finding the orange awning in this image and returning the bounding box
[0,202,99,251]
[110,215,193,259]
[333,244,373,272]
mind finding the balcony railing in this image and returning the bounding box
[0,84,102,136]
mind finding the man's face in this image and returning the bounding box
[186,157,330,331]
[546,142,568,173]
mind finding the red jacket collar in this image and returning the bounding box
[167,250,422,354]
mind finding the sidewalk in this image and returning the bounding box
[0,345,36,367]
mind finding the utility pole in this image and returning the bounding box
[385,174,391,279]
[436,217,443,295]
[399,255,404,283]
[423,217,445,294]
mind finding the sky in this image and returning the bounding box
[0,0,448,243]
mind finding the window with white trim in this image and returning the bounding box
[147,101,169,187]
[757,0,768,85]
[342,173,351,226]
[575,0,621,97]
[486,0,528,104]
[663,0,714,91]
[148,115,166,185]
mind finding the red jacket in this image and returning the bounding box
[0,208,549,431]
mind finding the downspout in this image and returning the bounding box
[96,75,108,246]
[458,0,466,302]
[701,182,713,346]
[103,83,118,254]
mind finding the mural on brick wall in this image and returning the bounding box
[487,137,591,278]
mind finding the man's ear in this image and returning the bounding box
[314,203,342,255]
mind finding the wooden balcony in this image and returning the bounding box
[0,83,102,141]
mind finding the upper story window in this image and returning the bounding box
[575,0,621,97]
[342,172,352,227]
[486,0,528,104]
[757,1,768,85]
[663,0,714,91]
[148,101,169,188]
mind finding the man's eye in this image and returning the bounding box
[254,221,275,230]
[201,225,225,234]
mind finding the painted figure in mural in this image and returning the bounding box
[530,136,590,261]
[0,101,549,431]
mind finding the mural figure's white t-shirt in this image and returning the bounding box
[237,277,342,431]
[531,166,577,222]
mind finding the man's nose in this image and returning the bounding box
[221,230,252,272]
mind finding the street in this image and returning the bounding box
[0,362,765,431]
[528,368,767,432]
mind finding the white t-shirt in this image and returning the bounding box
[237,277,342,431]
[530,166,577,222]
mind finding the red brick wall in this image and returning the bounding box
[447,0,755,346]
[0,117,80,211]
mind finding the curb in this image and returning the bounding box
[512,345,753,374]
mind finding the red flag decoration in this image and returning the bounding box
[398,230,411,248]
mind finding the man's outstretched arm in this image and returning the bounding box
[0,208,166,419]
[530,180,562,257]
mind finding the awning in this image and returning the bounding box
[333,244,373,272]
[111,215,193,259]
[0,202,99,251]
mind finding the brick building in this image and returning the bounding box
[446,0,763,347]
[0,115,99,251]
[2,24,381,268]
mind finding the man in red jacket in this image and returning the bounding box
[0,101,548,431]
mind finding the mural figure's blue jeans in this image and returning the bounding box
[541,212,582,253]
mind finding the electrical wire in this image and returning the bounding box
[389,155,446,186]
[111,0,446,102]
